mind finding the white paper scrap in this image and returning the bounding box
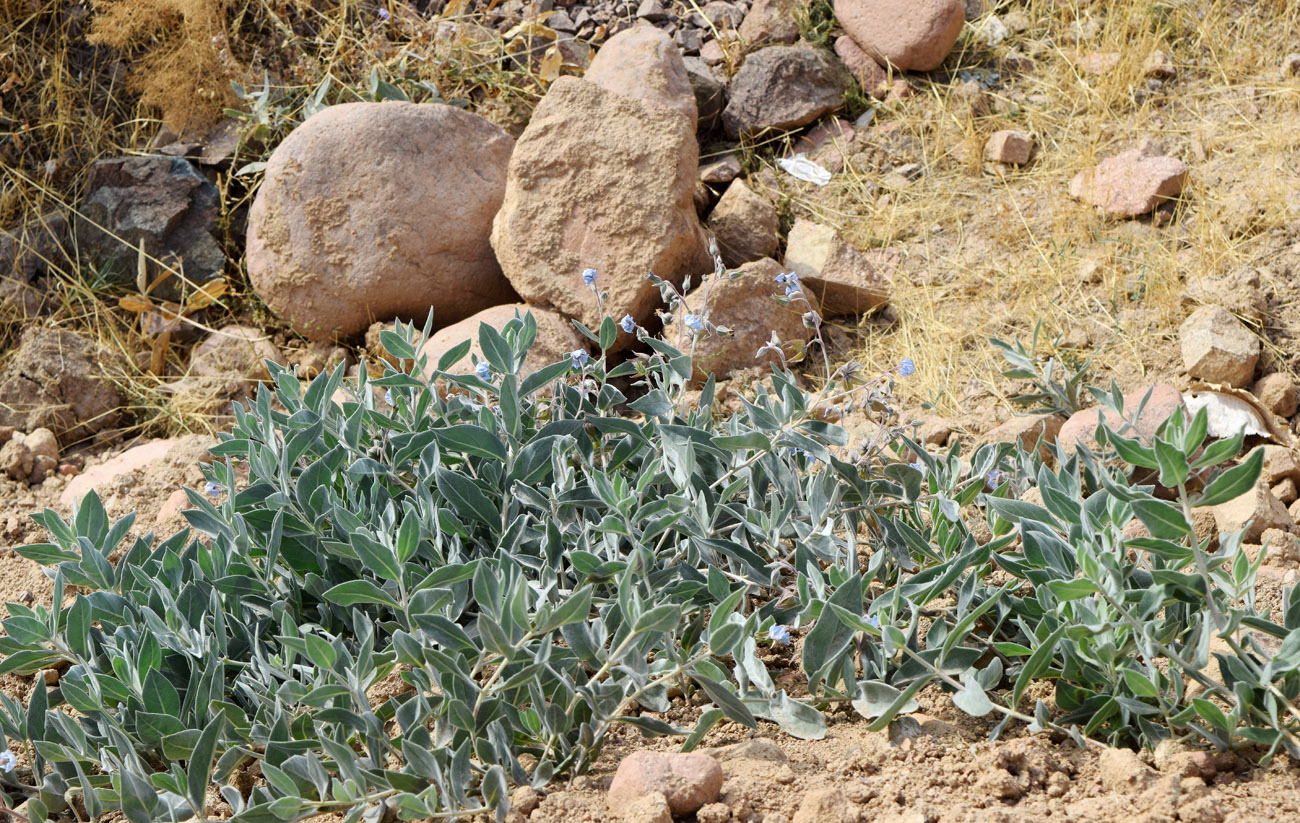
[776,153,832,186]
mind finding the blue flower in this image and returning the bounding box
[384,389,393,406]
[620,314,637,334]
[785,284,802,297]
[0,749,14,772]
[582,268,598,287]
[909,460,924,472]
[987,469,1005,486]
[475,361,492,381]
[570,349,589,369]
[684,313,703,331]
[204,481,222,498]
[867,615,880,628]
[378,6,389,19]
[768,625,792,645]
[898,358,916,377]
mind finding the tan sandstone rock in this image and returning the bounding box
[491,77,711,343]
[247,101,517,342]
[834,0,966,71]
[584,25,698,128]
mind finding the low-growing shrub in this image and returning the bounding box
[1,270,1298,823]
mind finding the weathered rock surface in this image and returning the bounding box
[834,35,890,98]
[722,45,849,138]
[247,101,517,342]
[1069,144,1189,217]
[491,77,710,340]
[1057,384,1184,454]
[707,179,779,266]
[418,304,588,382]
[683,56,727,133]
[584,25,698,127]
[1180,305,1260,388]
[607,751,723,816]
[783,219,890,316]
[0,327,123,443]
[1201,479,1291,543]
[1254,373,1298,418]
[77,157,225,301]
[738,0,800,44]
[60,435,215,509]
[834,0,966,71]
[792,788,858,823]
[981,413,1067,460]
[682,258,819,382]
[190,325,285,381]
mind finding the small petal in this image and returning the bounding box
[0,749,15,772]
[581,268,599,287]
[204,481,222,498]
[684,313,703,331]
[475,361,492,381]
[898,358,916,377]
[619,314,637,334]
[570,349,590,369]
[767,625,792,645]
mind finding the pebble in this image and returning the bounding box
[984,129,1034,164]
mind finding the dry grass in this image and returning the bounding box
[770,0,1300,424]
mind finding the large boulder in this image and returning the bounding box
[834,0,966,72]
[0,327,123,444]
[246,102,518,342]
[418,304,588,382]
[584,26,698,128]
[491,76,711,343]
[77,157,225,301]
[679,257,819,383]
[722,45,850,139]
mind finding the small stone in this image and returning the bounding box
[1178,796,1226,823]
[699,154,743,184]
[977,769,1023,800]
[619,791,673,823]
[738,0,800,45]
[1180,305,1260,388]
[1099,748,1158,794]
[1282,53,1300,77]
[984,130,1034,164]
[636,0,667,21]
[683,57,727,133]
[707,180,780,266]
[23,427,59,463]
[1253,373,1298,418]
[1076,50,1121,74]
[1272,477,1298,505]
[607,752,724,817]
[154,488,190,532]
[696,802,732,823]
[1069,144,1189,217]
[1143,49,1176,78]
[28,455,57,484]
[784,219,891,317]
[1254,445,1300,485]
[792,788,857,823]
[700,38,728,65]
[0,438,33,482]
[511,786,543,817]
[707,738,789,763]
